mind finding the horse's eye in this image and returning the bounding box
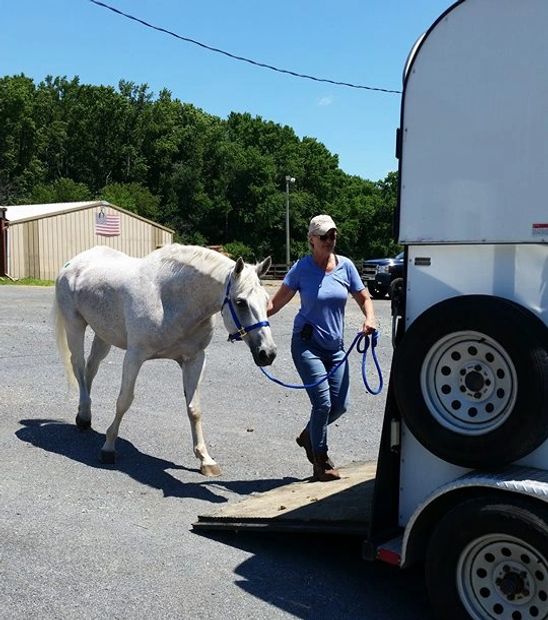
[235,298,247,308]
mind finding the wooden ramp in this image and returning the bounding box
[193,461,376,536]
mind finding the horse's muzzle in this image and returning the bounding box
[256,346,277,367]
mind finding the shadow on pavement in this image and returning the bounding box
[16,419,298,503]
[194,530,433,620]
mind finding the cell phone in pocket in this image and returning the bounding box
[300,323,313,341]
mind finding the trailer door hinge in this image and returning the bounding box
[395,128,402,160]
[390,419,401,451]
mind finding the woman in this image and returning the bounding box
[267,214,377,481]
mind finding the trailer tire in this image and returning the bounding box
[425,496,548,620]
[367,284,385,299]
[390,277,405,311]
[393,296,548,468]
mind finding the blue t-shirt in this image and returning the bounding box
[283,254,365,350]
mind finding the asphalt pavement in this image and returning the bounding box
[0,284,433,619]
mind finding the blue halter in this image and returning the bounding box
[221,276,270,342]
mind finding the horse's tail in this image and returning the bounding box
[53,286,77,391]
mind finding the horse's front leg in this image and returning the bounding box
[180,350,221,476]
[101,348,145,464]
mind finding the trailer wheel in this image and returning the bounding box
[393,296,548,467]
[367,284,385,299]
[425,497,548,620]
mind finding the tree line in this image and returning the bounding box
[0,74,400,263]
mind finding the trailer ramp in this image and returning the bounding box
[193,461,376,535]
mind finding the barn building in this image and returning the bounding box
[0,201,174,280]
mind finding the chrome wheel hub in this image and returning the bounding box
[458,535,548,619]
[421,331,517,435]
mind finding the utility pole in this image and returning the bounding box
[285,175,295,266]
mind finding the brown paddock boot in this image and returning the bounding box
[312,452,341,482]
[296,428,334,468]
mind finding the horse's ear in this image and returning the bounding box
[256,256,271,278]
[234,257,245,276]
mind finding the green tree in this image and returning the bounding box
[0,73,400,262]
[100,182,159,220]
[29,177,92,203]
[0,75,43,202]
[223,241,255,262]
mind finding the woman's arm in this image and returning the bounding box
[267,283,296,317]
[351,288,377,334]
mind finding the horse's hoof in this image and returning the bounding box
[100,449,116,464]
[201,463,222,477]
[75,415,91,430]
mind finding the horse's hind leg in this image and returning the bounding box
[86,334,111,393]
[101,348,145,464]
[180,350,221,476]
[64,318,92,430]
[79,334,112,428]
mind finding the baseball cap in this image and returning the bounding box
[308,214,337,236]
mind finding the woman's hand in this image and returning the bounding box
[352,289,377,334]
[361,318,377,335]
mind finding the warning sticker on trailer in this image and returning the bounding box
[532,223,548,236]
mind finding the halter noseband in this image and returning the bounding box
[221,275,270,343]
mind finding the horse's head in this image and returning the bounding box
[221,257,277,366]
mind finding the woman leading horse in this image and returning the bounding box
[267,215,377,481]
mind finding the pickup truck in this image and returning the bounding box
[361,251,404,298]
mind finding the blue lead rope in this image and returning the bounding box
[259,330,383,395]
[357,330,383,395]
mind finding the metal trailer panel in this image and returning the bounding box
[399,422,468,525]
[399,414,548,497]
[399,0,548,244]
[398,243,548,523]
[404,244,548,329]
[396,0,548,542]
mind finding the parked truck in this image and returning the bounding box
[361,251,404,299]
[195,2,548,618]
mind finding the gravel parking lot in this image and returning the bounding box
[0,283,432,619]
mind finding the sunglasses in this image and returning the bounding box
[319,231,337,241]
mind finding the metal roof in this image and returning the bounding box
[3,201,104,223]
[1,200,174,232]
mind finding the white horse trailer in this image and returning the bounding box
[195,1,548,617]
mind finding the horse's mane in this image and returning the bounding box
[153,244,235,282]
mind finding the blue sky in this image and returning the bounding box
[2,0,452,181]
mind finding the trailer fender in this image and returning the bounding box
[400,466,548,568]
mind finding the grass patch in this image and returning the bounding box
[0,276,54,286]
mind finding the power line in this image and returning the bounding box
[89,0,402,95]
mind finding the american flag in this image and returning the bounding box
[95,212,121,237]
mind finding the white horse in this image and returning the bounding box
[53,244,276,475]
